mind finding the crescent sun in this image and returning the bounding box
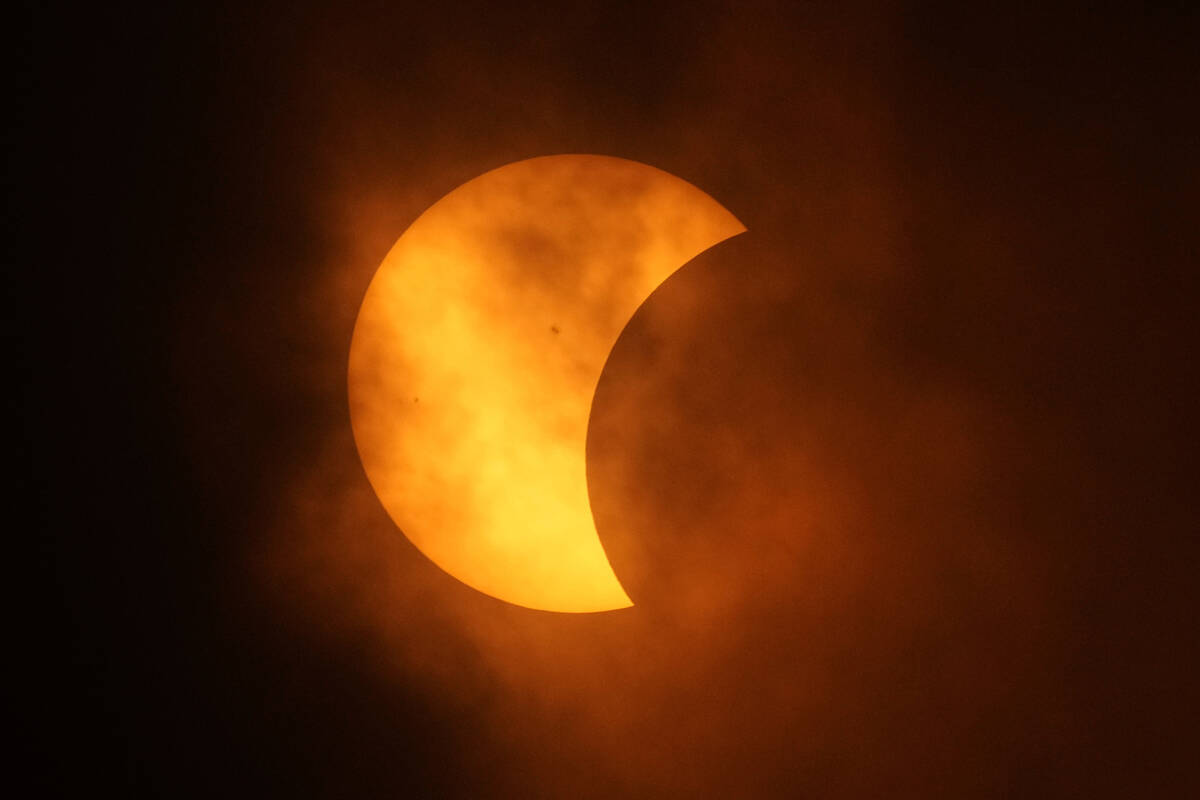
[348,155,745,612]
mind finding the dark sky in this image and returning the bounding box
[16,2,1198,797]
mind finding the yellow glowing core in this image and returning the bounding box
[348,155,743,611]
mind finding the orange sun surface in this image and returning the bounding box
[348,155,744,612]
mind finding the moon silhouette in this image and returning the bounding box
[348,155,744,612]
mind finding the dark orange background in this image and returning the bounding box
[16,2,1197,797]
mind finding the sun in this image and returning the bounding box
[348,155,744,612]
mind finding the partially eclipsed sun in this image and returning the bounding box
[348,155,744,612]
